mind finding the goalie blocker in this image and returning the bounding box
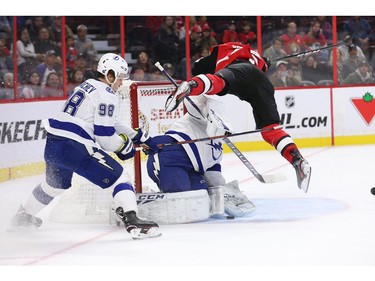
[112,180,256,225]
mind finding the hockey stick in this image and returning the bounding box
[155,62,286,184]
[222,138,286,184]
[270,35,352,62]
[157,125,283,148]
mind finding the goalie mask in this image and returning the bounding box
[183,95,208,123]
[97,53,130,84]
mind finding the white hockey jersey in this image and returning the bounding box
[166,95,232,174]
[43,79,128,152]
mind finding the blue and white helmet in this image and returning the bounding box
[97,53,129,80]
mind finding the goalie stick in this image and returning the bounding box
[155,62,286,184]
[270,35,352,62]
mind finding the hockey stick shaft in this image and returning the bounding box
[222,138,285,184]
[270,35,351,62]
[157,125,283,148]
[155,62,286,184]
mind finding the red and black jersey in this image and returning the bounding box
[192,42,268,75]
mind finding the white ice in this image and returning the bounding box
[1,145,375,280]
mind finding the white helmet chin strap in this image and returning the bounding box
[105,74,118,89]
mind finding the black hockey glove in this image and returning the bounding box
[116,134,136,161]
[262,56,271,72]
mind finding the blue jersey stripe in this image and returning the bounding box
[94,124,116,136]
[167,130,205,174]
[49,119,94,141]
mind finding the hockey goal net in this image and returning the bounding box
[49,80,184,224]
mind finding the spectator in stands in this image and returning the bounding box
[163,62,175,78]
[67,68,84,96]
[286,57,303,82]
[315,16,332,43]
[345,16,375,52]
[196,16,208,28]
[200,24,217,49]
[301,55,332,84]
[262,37,288,75]
[303,21,328,61]
[40,72,63,97]
[175,46,203,80]
[34,27,62,67]
[222,20,239,43]
[336,38,367,62]
[149,65,164,81]
[130,67,147,81]
[280,20,309,55]
[68,53,95,80]
[65,35,78,71]
[0,38,13,80]
[35,50,59,86]
[269,60,301,87]
[28,16,45,45]
[0,16,12,41]
[16,27,44,84]
[74,24,97,68]
[178,16,197,40]
[342,60,374,85]
[0,72,14,99]
[154,16,180,66]
[48,16,74,52]
[132,50,153,75]
[328,48,345,84]
[19,71,42,99]
[238,20,256,45]
[342,43,364,80]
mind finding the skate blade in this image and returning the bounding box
[130,227,162,240]
[299,167,312,193]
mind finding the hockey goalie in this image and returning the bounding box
[126,94,256,225]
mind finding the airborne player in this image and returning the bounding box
[165,42,312,192]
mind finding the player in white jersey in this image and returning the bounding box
[11,53,161,240]
[145,95,256,219]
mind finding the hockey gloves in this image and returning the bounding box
[262,56,271,72]
[165,81,195,112]
[132,128,159,153]
[116,134,136,161]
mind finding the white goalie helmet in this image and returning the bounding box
[97,53,130,80]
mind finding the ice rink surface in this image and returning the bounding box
[1,144,375,280]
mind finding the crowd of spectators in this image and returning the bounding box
[1,15,375,101]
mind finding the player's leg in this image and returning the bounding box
[11,134,73,228]
[76,146,160,239]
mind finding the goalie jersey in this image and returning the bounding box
[42,79,126,153]
[164,95,231,174]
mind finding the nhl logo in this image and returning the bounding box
[285,95,295,108]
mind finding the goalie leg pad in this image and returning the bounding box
[222,180,256,217]
[132,190,210,225]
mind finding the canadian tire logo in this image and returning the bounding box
[350,92,375,126]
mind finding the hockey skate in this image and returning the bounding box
[222,180,256,217]
[291,149,312,193]
[11,205,42,228]
[115,208,161,240]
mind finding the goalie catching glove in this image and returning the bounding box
[165,80,197,112]
[116,134,136,161]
